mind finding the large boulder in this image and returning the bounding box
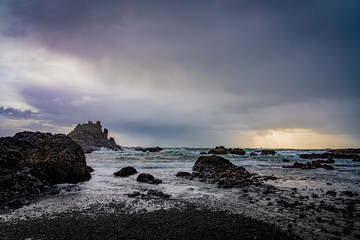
[192,155,253,188]
[68,121,122,153]
[0,131,91,208]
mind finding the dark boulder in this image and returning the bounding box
[228,148,246,155]
[114,166,137,177]
[250,152,257,156]
[136,173,162,184]
[282,159,290,162]
[68,121,122,153]
[0,131,91,208]
[192,155,254,188]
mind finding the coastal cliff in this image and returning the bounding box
[68,121,121,153]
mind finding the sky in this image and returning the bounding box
[0,0,359,148]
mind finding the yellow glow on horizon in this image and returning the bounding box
[252,128,358,149]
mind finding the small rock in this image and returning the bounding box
[114,166,138,177]
[147,189,171,198]
[326,190,337,197]
[136,173,162,184]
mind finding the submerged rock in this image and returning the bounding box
[68,121,122,153]
[114,166,137,177]
[192,155,254,188]
[257,150,276,155]
[0,131,91,208]
[208,146,246,155]
[176,171,192,178]
[136,173,162,184]
[135,147,163,152]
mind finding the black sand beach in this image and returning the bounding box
[0,202,297,240]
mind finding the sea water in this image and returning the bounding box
[1,148,359,239]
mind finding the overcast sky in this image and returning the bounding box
[0,0,359,148]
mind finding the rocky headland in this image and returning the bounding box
[0,131,91,209]
[68,121,121,153]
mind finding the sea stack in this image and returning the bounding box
[68,121,122,153]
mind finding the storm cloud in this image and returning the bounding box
[0,0,359,147]
[0,106,35,119]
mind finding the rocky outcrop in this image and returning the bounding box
[114,166,137,177]
[0,131,91,208]
[136,173,162,184]
[135,147,163,152]
[283,159,335,170]
[192,155,255,188]
[208,146,246,155]
[68,121,121,153]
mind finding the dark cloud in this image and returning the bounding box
[0,106,35,119]
[1,0,360,146]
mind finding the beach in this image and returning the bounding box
[1,148,359,240]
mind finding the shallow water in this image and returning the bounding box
[1,148,359,239]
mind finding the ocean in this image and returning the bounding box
[1,148,359,239]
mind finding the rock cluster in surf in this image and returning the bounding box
[68,121,121,153]
[0,131,91,208]
[208,146,246,155]
[299,148,360,161]
[283,158,335,170]
[134,147,163,152]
